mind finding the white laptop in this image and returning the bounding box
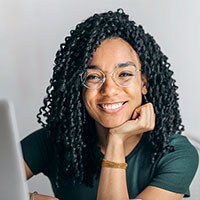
[0,99,142,200]
[0,99,29,200]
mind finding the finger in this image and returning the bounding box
[145,103,155,130]
[110,119,138,136]
[133,106,145,122]
[146,103,152,126]
[134,104,152,130]
[132,105,143,119]
[150,103,156,129]
[132,109,139,120]
[32,193,60,200]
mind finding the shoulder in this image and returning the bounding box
[20,128,53,175]
[170,133,194,146]
[150,134,199,195]
[169,134,198,157]
[20,127,52,159]
[26,127,49,138]
[156,134,199,186]
[21,128,49,144]
[158,134,199,167]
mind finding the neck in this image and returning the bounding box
[95,121,143,156]
[95,122,109,152]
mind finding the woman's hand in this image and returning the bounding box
[97,103,155,200]
[109,102,155,143]
[29,193,59,200]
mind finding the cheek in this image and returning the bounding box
[82,89,96,111]
[82,91,99,121]
[125,84,142,97]
[125,85,143,105]
[82,89,88,108]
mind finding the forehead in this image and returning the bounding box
[89,38,141,71]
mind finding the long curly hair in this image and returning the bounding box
[37,9,184,187]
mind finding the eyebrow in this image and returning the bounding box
[118,61,136,68]
[86,61,136,70]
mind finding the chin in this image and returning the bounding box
[99,119,126,129]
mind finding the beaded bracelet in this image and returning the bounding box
[102,158,128,169]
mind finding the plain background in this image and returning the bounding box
[1,0,200,197]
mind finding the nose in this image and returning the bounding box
[100,75,120,96]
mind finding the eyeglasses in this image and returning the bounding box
[80,65,142,89]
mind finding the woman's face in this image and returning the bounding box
[82,38,147,128]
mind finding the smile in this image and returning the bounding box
[97,101,127,113]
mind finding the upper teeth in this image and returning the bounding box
[101,103,123,110]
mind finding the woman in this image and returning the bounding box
[21,9,199,200]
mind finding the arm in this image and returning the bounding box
[24,159,33,180]
[97,136,129,200]
[97,103,184,200]
[24,159,59,200]
[21,129,60,199]
[136,186,184,200]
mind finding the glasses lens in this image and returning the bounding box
[82,69,104,89]
[114,66,137,87]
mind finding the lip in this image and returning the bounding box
[97,101,127,113]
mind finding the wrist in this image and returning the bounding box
[108,130,124,144]
[102,158,128,169]
[105,135,125,162]
[30,191,38,200]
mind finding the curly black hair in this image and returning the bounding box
[37,9,184,187]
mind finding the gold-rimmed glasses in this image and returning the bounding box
[80,64,142,89]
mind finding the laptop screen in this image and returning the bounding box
[0,99,29,200]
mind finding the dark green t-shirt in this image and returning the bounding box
[21,128,199,199]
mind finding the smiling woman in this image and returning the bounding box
[20,9,199,200]
[82,38,146,129]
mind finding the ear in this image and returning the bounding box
[141,74,148,95]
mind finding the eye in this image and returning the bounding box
[85,73,103,83]
[86,74,100,80]
[119,72,134,77]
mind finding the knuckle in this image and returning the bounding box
[151,122,155,130]
[148,102,153,109]
[140,120,147,129]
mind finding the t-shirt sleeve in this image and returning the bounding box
[20,128,52,176]
[149,135,199,197]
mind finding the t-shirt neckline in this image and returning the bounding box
[125,133,148,161]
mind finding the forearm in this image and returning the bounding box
[97,137,129,200]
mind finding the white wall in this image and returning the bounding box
[1,0,200,196]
